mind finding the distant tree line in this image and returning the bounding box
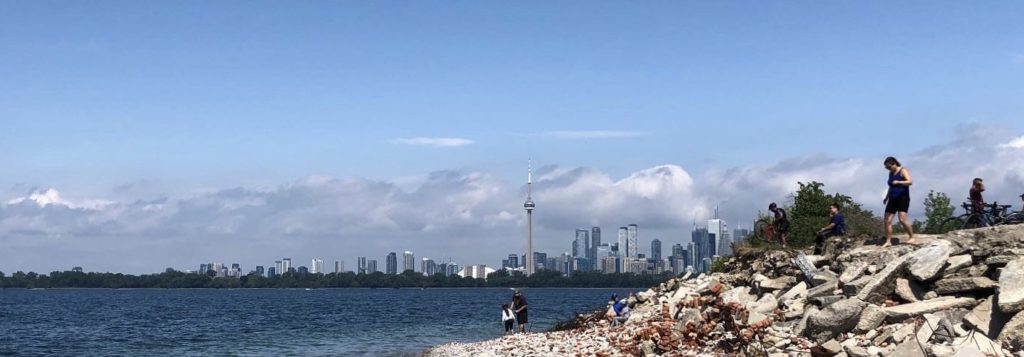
[0,269,675,289]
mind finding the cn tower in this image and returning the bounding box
[524,160,536,276]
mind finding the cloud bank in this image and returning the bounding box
[2,125,1022,273]
[388,137,475,147]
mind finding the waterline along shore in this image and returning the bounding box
[426,225,1024,356]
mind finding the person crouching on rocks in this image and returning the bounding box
[501,304,516,334]
[512,290,528,333]
[606,298,630,326]
[814,203,847,255]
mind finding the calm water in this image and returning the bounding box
[0,288,635,356]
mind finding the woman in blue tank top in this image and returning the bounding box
[883,156,915,247]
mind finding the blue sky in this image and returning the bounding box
[2,2,1024,273]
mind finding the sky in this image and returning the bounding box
[1,2,1023,274]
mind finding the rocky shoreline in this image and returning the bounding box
[424,225,1024,356]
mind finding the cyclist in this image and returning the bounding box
[769,202,790,248]
[883,156,914,247]
[969,178,988,227]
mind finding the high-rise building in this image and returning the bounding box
[708,209,732,257]
[573,229,588,258]
[367,260,378,273]
[524,161,536,276]
[627,224,638,258]
[282,258,292,273]
[199,264,208,275]
[421,257,436,276]
[386,252,398,275]
[267,267,276,277]
[651,239,662,261]
[335,260,345,273]
[617,227,628,259]
[310,259,324,274]
[533,252,547,271]
[591,227,602,270]
[358,257,367,274]
[733,228,751,245]
[255,266,264,277]
[601,256,618,274]
[274,260,283,275]
[507,254,519,269]
[403,251,415,273]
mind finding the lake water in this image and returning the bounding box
[0,288,637,356]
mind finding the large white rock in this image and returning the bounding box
[999,258,1024,314]
[882,297,978,321]
[907,241,953,282]
[943,254,973,276]
[857,252,913,304]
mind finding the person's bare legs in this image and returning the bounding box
[781,233,787,249]
[883,212,895,247]
[899,211,915,244]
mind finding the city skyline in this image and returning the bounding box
[3,2,1024,274]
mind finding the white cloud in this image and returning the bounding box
[3,124,1024,273]
[1001,136,1024,149]
[537,130,646,140]
[388,137,474,147]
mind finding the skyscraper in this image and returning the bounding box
[310,259,324,274]
[733,228,751,245]
[367,260,378,273]
[282,258,292,273]
[651,239,662,262]
[507,254,519,269]
[524,161,536,276]
[334,260,344,273]
[627,224,638,258]
[591,227,601,270]
[573,229,588,258]
[421,257,436,276]
[255,266,264,277]
[386,252,398,275]
[358,257,367,274]
[403,251,415,273]
[617,227,628,258]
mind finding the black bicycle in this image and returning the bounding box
[938,201,1014,232]
[1001,193,1024,225]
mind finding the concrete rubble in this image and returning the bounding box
[426,225,1024,356]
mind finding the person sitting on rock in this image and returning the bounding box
[610,298,630,325]
[814,203,847,255]
[769,202,790,248]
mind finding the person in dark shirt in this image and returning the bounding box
[512,290,528,333]
[969,178,989,227]
[814,203,847,255]
[883,156,914,247]
[769,202,790,248]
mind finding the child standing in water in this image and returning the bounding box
[501,304,516,334]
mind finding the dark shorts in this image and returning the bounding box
[774,220,790,234]
[886,195,910,214]
[504,320,514,331]
[516,311,528,324]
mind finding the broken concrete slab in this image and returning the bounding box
[809,280,840,299]
[895,278,925,302]
[857,253,914,304]
[888,337,926,357]
[999,257,1024,314]
[805,298,868,343]
[854,304,886,333]
[965,296,1014,339]
[811,295,846,308]
[882,297,978,322]
[781,281,808,302]
[907,241,953,282]
[840,261,868,285]
[934,277,997,295]
[843,275,873,296]
[999,310,1024,350]
[761,276,797,291]
[944,254,973,276]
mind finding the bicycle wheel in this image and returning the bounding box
[938,216,965,233]
[962,214,986,229]
[753,221,770,243]
[1002,212,1024,225]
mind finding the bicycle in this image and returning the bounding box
[938,201,1014,232]
[999,193,1024,225]
[751,218,778,244]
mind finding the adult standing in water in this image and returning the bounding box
[512,290,528,333]
[883,156,915,247]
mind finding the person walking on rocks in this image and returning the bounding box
[512,290,528,333]
[970,178,988,226]
[883,156,915,247]
[814,203,846,255]
[769,202,790,248]
[501,304,516,334]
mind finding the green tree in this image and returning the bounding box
[921,190,955,233]
[787,181,880,247]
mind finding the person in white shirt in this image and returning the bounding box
[501,304,516,334]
